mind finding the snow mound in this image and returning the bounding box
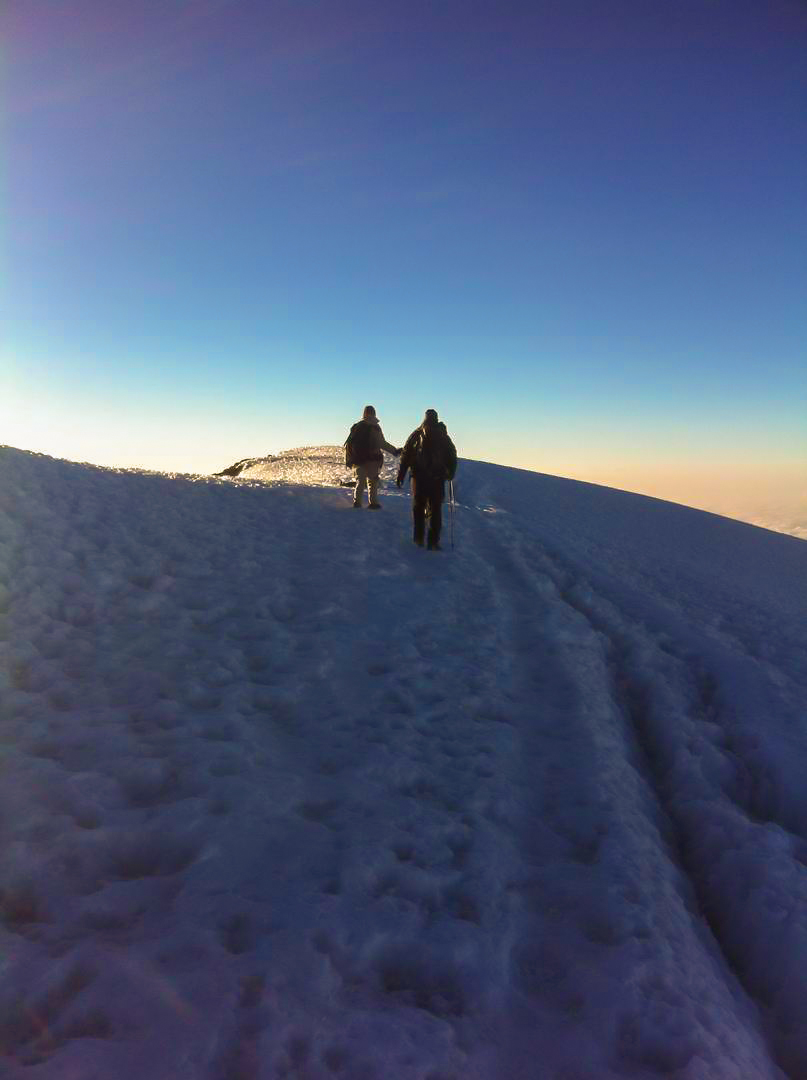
[217,445,399,490]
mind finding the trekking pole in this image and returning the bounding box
[449,480,455,550]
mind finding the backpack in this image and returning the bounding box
[344,420,373,467]
[412,423,455,479]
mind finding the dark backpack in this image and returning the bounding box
[344,421,373,467]
[413,424,455,479]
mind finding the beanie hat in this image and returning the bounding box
[363,405,376,419]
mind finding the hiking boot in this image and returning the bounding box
[414,536,425,547]
[427,540,442,551]
[352,501,362,509]
[367,502,382,510]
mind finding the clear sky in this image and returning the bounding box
[2,1,805,511]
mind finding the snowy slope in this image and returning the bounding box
[1,444,805,1080]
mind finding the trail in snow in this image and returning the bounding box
[466,486,806,1078]
[0,446,804,1080]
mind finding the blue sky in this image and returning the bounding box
[2,0,805,492]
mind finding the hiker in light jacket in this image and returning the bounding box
[396,409,457,549]
[349,405,400,509]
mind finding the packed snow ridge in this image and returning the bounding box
[1,443,805,1080]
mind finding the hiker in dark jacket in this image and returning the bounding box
[396,409,457,549]
[347,405,400,509]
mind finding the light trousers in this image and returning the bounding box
[355,462,381,505]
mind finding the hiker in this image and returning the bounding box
[345,405,401,509]
[396,409,457,549]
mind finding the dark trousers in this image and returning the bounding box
[411,475,444,546]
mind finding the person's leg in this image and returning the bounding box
[354,467,367,506]
[367,462,381,506]
[411,477,427,545]
[427,480,444,548]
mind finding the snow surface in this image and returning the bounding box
[1,444,805,1080]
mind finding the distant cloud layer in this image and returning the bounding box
[745,513,807,542]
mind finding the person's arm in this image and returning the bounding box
[377,427,400,456]
[446,436,458,480]
[396,430,417,485]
